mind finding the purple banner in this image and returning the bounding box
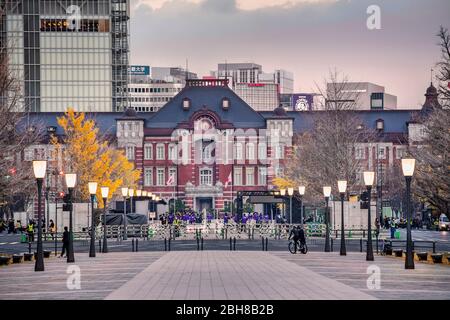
[291,94,314,111]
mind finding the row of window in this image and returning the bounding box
[142,166,267,187]
[128,87,182,93]
[130,97,172,103]
[126,143,283,161]
[354,146,406,160]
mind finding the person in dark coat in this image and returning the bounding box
[60,227,69,258]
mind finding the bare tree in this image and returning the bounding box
[411,26,450,217]
[283,70,376,203]
[0,38,43,220]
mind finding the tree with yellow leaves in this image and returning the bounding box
[52,108,140,207]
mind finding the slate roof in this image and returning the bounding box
[146,81,267,129]
[260,109,419,134]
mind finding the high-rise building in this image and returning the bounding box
[326,82,397,110]
[234,83,279,112]
[2,0,130,112]
[260,69,294,94]
[128,65,196,112]
[216,63,262,88]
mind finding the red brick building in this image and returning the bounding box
[116,79,293,212]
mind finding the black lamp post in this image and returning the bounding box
[33,160,47,272]
[288,187,294,227]
[128,188,134,213]
[280,189,286,223]
[121,187,128,240]
[364,171,375,261]
[88,182,98,257]
[101,186,109,253]
[402,158,416,269]
[323,186,331,252]
[298,186,305,226]
[65,173,77,263]
[338,180,347,256]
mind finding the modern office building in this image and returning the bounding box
[128,65,196,112]
[1,0,130,112]
[234,82,279,112]
[216,63,262,87]
[260,69,294,94]
[326,82,397,110]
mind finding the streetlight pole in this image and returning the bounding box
[33,161,47,272]
[338,180,347,256]
[101,186,109,253]
[121,187,128,240]
[88,182,98,258]
[323,186,331,252]
[65,173,77,263]
[280,189,286,224]
[298,186,305,226]
[287,187,294,227]
[364,171,375,261]
[128,188,134,214]
[402,158,416,269]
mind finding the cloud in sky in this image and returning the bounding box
[129,0,450,108]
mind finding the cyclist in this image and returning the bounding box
[289,225,306,253]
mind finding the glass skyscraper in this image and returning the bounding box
[1,0,130,112]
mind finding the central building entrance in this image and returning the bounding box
[196,197,213,212]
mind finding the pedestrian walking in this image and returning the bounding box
[390,219,396,239]
[60,227,69,258]
[27,221,34,242]
[49,219,56,240]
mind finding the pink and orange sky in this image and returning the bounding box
[129,0,450,108]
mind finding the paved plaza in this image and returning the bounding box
[0,250,449,300]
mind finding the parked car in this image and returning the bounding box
[438,214,450,231]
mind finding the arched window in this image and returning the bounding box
[246,143,255,160]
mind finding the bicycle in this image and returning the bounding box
[288,240,308,254]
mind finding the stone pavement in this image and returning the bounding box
[0,252,164,300]
[106,251,375,300]
[1,250,449,300]
[273,251,450,300]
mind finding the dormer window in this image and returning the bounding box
[376,119,384,131]
[356,124,364,130]
[222,97,230,110]
[47,126,57,133]
[182,98,191,110]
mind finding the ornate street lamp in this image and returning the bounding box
[121,187,128,240]
[101,186,109,253]
[65,173,77,263]
[298,186,305,226]
[363,171,375,261]
[402,158,416,269]
[323,186,331,252]
[337,180,347,256]
[287,187,294,227]
[88,182,98,257]
[33,160,47,272]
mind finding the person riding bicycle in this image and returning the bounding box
[289,225,306,250]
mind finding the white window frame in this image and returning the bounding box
[258,167,267,186]
[144,167,153,186]
[234,167,243,186]
[246,143,255,160]
[199,168,213,186]
[258,143,267,160]
[246,167,254,186]
[275,144,284,159]
[169,167,177,184]
[377,147,386,160]
[168,144,177,161]
[144,144,153,160]
[355,146,365,160]
[234,143,243,160]
[156,144,165,160]
[156,167,165,186]
[126,145,135,160]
